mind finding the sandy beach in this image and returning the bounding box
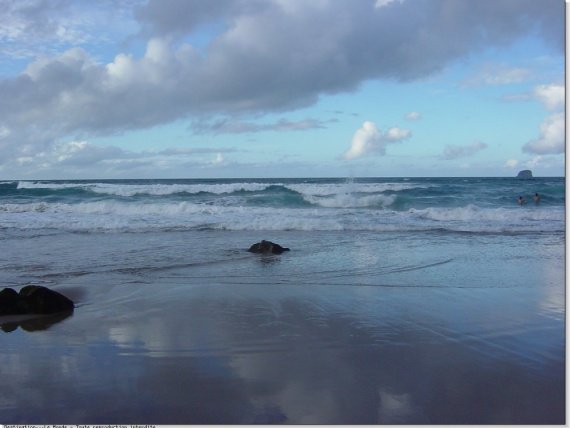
[0,228,564,424]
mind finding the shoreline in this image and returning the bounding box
[0,229,564,424]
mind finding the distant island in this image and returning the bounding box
[517,170,533,179]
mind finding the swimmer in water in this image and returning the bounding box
[533,193,541,205]
[517,196,526,205]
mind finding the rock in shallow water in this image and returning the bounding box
[247,240,290,254]
[0,285,74,316]
[0,288,21,315]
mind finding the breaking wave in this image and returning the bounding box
[0,200,563,234]
[1,177,563,234]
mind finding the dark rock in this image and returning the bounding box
[0,288,24,315]
[0,286,74,316]
[1,322,18,333]
[19,285,74,314]
[248,240,290,254]
[517,169,533,179]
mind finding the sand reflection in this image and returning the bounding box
[0,281,564,424]
[0,310,73,333]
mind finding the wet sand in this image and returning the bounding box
[0,230,565,424]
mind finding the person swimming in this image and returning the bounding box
[533,193,541,204]
[517,196,526,205]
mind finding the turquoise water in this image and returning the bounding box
[0,177,564,233]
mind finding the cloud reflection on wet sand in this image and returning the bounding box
[1,279,564,424]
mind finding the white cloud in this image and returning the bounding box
[504,159,519,169]
[404,112,421,121]
[0,137,242,178]
[462,63,532,87]
[0,0,138,62]
[341,121,411,160]
[523,112,564,155]
[342,121,381,160]
[442,141,488,160]
[517,154,564,174]
[191,117,331,134]
[0,0,564,174]
[517,84,565,157]
[524,155,544,169]
[23,140,134,168]
[160,147,238,156]
[0,126,10,139]
[375,0,405,8]
[500,83,564,158]
[534,84,564,111]
[501,83,564,109]
[385,127,411,141]
[4,0,560,134]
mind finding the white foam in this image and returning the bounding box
[409,204,562,223]
[285,182,430,197]
[283,182,428,208]
[15,181,433,201]
[90,182,273,196]
[0,201,344,232]
[16,181,275,196]
[17,181,90,190]
[302,193,396,208]
[0,201,563,233]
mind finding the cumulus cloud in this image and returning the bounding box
[2,0,564,123]
[341,121,411,160]
[0,0,564,172]
[9,140,137,173]
[533,84,564,111]
[0,0,78,55]
[519,154,564,173]
[523,112,564,155]
[442,141,488,160]
[135,0,269,38]
[501,83,564,108]
[384,127,411,141]
[0,137,240,178]
[521,83,564,156]
[0,0,138,62]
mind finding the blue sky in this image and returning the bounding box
[0,0,565,179]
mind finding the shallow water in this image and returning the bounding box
[0,229,564,424]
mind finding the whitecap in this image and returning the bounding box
[302,193,397,208]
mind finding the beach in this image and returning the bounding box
[0,177,565,424]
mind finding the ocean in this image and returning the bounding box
[1,177,565,235]
[0,176,565,424]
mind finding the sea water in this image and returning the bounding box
[1,177,564,234]
[0,177,565,424]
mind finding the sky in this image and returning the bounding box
[0,0,565,179]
